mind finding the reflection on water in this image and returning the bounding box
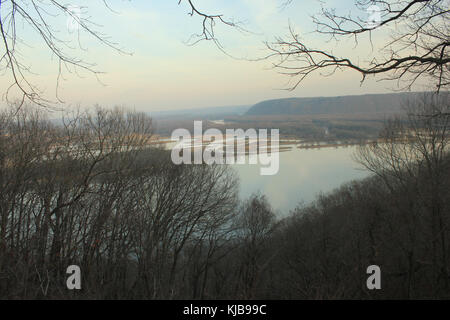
[230,145,370,217]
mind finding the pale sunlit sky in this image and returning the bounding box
[0,0,428,111]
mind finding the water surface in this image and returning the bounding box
[231,145,370,216]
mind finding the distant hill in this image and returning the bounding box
[149,105,251,120]
[245,92,423,116]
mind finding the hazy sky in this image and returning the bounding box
[0,0,428,111]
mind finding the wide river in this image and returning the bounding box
[229,145,370,216]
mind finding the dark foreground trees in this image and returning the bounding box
[0,93,449,299]
[0,104,239,298]
[354,92,450,297]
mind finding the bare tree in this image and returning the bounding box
[0,1,241,109]
[355,92,450,296]
[266,0,449,92]
[0,103,154,298]
[234,194,278,299]
[3,1,447,109]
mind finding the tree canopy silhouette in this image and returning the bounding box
[267,0,449,92]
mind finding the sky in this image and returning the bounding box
[0,0,428,112]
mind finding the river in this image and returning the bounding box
[230,145,370,216]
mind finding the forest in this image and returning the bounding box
[0,93,448,299]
